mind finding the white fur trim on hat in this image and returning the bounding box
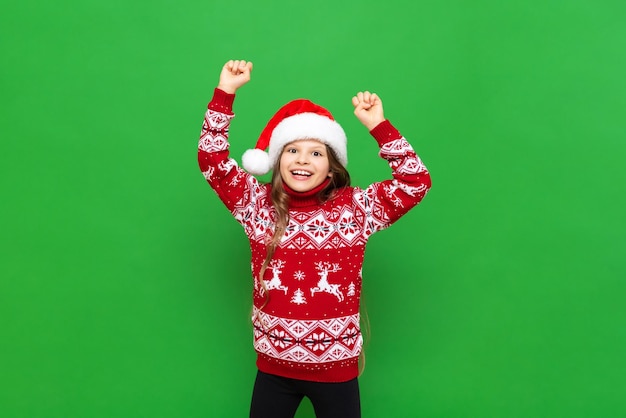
[267,113,347,169]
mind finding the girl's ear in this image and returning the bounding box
[327,171,334,178]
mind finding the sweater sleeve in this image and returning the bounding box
[354,120,432,236]
[198,88,266,226]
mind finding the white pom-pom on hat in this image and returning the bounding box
[241,148,271,176]
[241,99,347,175]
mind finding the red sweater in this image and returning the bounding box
[198,88,431,382]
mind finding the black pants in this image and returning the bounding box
[249,370,361,418]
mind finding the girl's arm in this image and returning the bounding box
[352,92,432,233]
[198,60,266,217]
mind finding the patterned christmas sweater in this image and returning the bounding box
[198,88,431,382]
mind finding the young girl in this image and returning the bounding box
[198,60,432,418]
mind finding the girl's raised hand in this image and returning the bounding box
[217,60,253,94]
[352,91,385,131]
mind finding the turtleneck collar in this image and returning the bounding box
[283,177,332,208]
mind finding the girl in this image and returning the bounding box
[198,60,432,418]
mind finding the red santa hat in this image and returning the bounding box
[242,99,347,175]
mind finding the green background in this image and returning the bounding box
[2,0,625,417]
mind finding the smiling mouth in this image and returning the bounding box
[291,170,312,177]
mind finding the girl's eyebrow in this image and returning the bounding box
[289,143,326,151]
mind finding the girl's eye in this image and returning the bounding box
[286,148,296,153]
[313,151,322,157]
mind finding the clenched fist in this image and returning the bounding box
[352,91,385,131]
[217,60,253,94]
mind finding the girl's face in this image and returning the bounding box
[279,139,332,192]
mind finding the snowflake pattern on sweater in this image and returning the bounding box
[198,88,431,382]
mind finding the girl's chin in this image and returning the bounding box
[286,179,320,192]
[289,184,313,192]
